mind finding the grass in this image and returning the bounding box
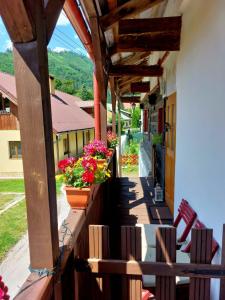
[0,177,63,195]
[0,200,27,262]
[0,194,15,210]
[0,179,25,193]
[122,165,139,177]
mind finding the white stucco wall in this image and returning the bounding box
[172,0,225,298]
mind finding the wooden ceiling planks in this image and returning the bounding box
[109,64,163,77]
[131,81,150,93]
[100,0,164,30]
[120,96,141,103]
[119,16,182,35]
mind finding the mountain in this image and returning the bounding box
[0,50,94,99]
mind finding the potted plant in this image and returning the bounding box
[107,131,118,151]
[83,139,110,166]
[58,156,110,209]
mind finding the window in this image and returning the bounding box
[63,137,69,155]
[9,141,22,159]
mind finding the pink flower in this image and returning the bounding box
[81,157,97,172]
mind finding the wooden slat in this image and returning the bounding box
[0,0,35,42]
[89,225,111,300]
[119,17,182,35]
[189,229,212,300]
[115,32,180,53]
[45,0,65,43]
[100,0,164,30]
[109,77,116,133]
[109,65,163,77]
[155,227,176,300]
[131,82,150,93]
[121,226,142,300]
[120,96,140,103]
[220,225,225,299]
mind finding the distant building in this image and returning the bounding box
[0,72,95,177]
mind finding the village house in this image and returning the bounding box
[0,72,94,176]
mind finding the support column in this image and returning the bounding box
[117,99,122,177]
[93,71,101,140]
[13,39,59,269]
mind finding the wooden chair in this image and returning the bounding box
[0,276,9,300]
[142,220,219,289]
[138,199,197,248]
[181,219,219,260]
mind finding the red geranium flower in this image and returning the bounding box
[82,156,97,171]
[58,157,77,172]
[82,171,95,184]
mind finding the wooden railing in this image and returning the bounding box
[85,225,225,300]
[14,150,117,300]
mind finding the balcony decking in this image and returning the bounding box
[114,177,173,226]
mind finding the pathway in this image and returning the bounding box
[0,191,70,299]
[0,193,25,215]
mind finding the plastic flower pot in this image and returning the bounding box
[64,186,91,210]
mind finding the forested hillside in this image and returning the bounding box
[0,50,94,100]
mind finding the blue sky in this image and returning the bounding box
[0,11,88,57]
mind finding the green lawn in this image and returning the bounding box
[122,165,139,177]
[0,179,25,193]
[0,178,63,195]
[0,200,27,261]
[0,194,15,210]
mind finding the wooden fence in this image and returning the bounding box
[85,225,225,300]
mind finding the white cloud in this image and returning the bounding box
[57,12,70,26]
[4,39,12,51]
[53,46,69,53]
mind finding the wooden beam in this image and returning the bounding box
[109,65,163,77]
[87,259,225,278]
[0,1,35,42]
[82,0,108,141]
[100,0,164,31]
[119,17,182,35]
[131,82,150,93]
[45,0,65,43]
[114,52,151,65]
[111,32,180,54]
[120,96,140,103]
[13,2,59,270]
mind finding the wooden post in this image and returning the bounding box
[220,225,225,299]
[89,225,111,300]
[189,228,212,300]
[117,99,122,177]
[155,227,176,300]
[121,226,142,300]
[75,131,78,156]
[13,39,59,269]
[110,78,116,134]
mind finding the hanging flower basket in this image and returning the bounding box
[64,186,91,209]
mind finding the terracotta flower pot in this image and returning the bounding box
[64,186,91,210]
[96,158,107,168]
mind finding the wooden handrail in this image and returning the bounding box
[14,150,116,300]
[86,259,225,279]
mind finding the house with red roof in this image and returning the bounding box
[0,72,95,177]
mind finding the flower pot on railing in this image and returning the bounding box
[58,154,111,211]
[64,186,91,210]
[96,158,107,168]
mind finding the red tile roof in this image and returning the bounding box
[0,72,94,133]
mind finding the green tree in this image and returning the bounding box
[77,84,93,100]
[131,107,141,128]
